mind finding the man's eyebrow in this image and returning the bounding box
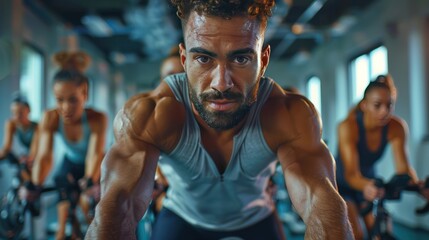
[189,47,217,57]
[227,48,256,58]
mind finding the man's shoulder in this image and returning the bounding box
[261,85,321,146]
[264,85,317,119]
[118,87,185,148]
[123,85,184,121]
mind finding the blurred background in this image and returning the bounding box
[1,0,429,239]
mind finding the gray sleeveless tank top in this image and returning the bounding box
[159,73,277,230]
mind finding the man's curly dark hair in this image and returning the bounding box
[171,0,275,24]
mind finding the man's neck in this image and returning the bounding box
[192,106,247,139]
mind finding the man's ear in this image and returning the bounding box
[179,43,186,71]
[261,45,271,75]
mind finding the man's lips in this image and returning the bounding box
[207,100,237,111]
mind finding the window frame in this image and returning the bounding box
[347,43,388,105]
[19,43,46,121]
[305,75,322,118]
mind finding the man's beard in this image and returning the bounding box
[189,85,257,130]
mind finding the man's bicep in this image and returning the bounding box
[113,108,129,141]
[99,137,160,217]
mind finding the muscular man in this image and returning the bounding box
[87,1,353,239]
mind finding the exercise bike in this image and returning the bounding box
[0,154,99,240]
[359,174,429,240]
[0,153,56,239]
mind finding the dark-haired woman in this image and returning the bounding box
[30,51,107,240]
[336,75,425,239]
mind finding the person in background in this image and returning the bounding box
[160,45,184,79]
[336,74,429,239]
[87,0,353,239]
[0,92,39,176]
[0,93,39,239]
[25,51,107,240]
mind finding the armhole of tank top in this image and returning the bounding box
[164,75,184,103]
[256,78,275,155]
[82,109,91,135]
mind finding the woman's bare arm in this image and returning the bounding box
[0,120,15,159]
[85,110,108,182]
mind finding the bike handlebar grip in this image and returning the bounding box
[359,202,373,216]
[374,178,384,188]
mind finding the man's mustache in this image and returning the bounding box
[200,90,243,101]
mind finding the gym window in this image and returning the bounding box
[20,45,44,121]
[349,45,388,104]
[306,76,322,117]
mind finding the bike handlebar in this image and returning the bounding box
[359,174,429,216]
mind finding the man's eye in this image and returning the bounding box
[234,56,250,64]
[196,56,211,64]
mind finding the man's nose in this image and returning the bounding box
[210,64,234,93]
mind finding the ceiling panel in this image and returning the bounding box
[33,0,378,64]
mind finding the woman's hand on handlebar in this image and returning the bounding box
[363,180,385,201]
[18,182,41,202]
[418,180,429,200]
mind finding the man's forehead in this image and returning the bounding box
[185,11,262,37]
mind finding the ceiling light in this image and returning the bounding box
[82,14,112,37]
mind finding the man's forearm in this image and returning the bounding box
[305,195,354,239]
[86,196,145,240]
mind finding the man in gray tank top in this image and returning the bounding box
[87,1,354,239]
